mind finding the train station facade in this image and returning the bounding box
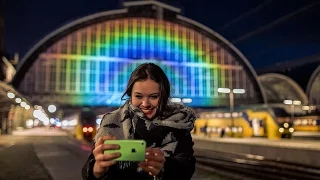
[11,1,266,109]
[2,1,319,135]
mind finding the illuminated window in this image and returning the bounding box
[70,60,77,92]
[59,59,67,91]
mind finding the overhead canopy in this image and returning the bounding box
[259,73,308,105]
[307,65,320,105]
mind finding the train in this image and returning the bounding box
[71,107,119,142]
[72,109,98,142]
[293,115,320,132]
[193,107,319,139]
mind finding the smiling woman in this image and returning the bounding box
[131,79,160,119]
[82,63,197,180]
[122,63,170,120]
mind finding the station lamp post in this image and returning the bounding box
[218,88,245,137]
[283,100,301,123]
[302,105,316,114]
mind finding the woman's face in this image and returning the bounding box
[131,79,160,119]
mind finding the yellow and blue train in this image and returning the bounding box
[193,107,319,139]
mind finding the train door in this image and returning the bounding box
[252,118,263,136]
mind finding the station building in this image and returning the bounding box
[11,0,266,110]
[10,1,320,137]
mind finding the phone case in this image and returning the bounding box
[104,140,146,161]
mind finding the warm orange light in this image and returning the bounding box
[83,127,88,132]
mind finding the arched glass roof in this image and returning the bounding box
[259,73,308,104]
[307,65,320,105]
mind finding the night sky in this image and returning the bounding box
[3,0,320,68]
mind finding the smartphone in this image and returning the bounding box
[104,139,146,161]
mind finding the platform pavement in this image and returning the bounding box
[192,134,320,150]
[192,134,320,167]
[1,127,91,180]
[2,128,225,180]
[11,126,69,136]
[293,131,320,137]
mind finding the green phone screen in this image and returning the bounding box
[104,140,146,161]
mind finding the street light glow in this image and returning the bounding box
[182,98,192,103]
[25,105,30,110]
[302,106,310,110]
[293,100,301,105]
[283,100,293,105]
[15,98,21,103]
[171,98,182,103]
[33,110,41,119]
[7,92,15,99]
[48,105,57,113]
[20,102,26,108]
[233,89,245,94]
[217,88,231,93]
[283,100,301,105]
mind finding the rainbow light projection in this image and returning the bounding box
[19,18,258,107]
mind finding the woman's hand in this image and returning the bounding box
[92,135,121,178]
[139,148,166,176]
